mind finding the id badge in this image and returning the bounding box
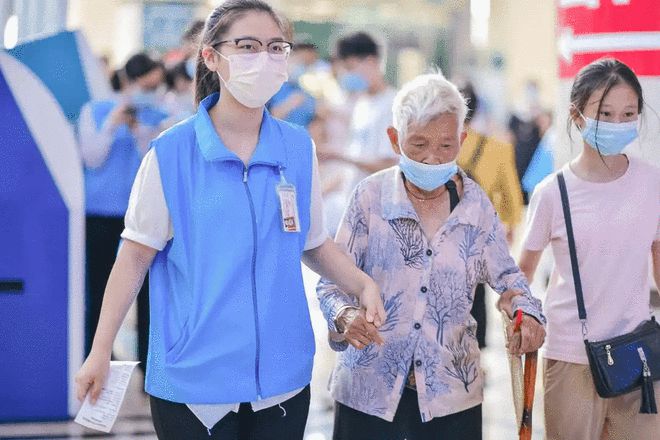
[276,182,301,233]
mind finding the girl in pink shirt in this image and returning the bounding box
[519,58,660,440]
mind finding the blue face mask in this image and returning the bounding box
[580,116,639,156]
[132,89,160,108]
[398,148,458,192]
[339,72,368,93]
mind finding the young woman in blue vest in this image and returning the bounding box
[77,53,170,369]
[75,1,385,439]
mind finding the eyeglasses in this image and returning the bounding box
[215,38,292,59]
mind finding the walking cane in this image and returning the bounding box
[501,309,538,440]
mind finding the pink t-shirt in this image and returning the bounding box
[523,156,660,364]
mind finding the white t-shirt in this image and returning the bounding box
[522,156,660,364]
[120,147,328,428]
[77,101,156,169]
[344,87,398,192]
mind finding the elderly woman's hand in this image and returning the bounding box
[337,308,384,350]
[499,289,546,356]
[506,314,545,356]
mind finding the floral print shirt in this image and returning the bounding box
[316,167,545,422]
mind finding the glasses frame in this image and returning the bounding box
[215,38,293,58]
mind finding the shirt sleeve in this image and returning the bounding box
[481,201,546,325]
[521,179,554,252]
[121,148,173,251]
[303,142,329,251]
[77,102,114,169]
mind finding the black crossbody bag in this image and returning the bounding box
[557,171,659,414]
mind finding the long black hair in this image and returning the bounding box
[193,0,288,105]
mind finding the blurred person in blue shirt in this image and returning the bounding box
[164,60,195,121]
[267,43,318,127]
[77,52,170,367]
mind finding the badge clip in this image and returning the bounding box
[276,167,300,233]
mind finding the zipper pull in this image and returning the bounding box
[638,347,651,377]
[243,167,248,183]
[606,344,614,366]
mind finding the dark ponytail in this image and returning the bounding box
[194,0,288,105]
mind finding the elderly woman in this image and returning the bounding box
[317,73,546,440]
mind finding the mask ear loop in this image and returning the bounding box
[575,109,589,131]
[210,47,231,87]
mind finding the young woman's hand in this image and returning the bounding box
[74,350,111,404]
[359,278,387,328]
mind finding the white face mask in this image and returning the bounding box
[215,50,288,108]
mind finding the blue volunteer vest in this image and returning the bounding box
[145,93,315,403]
[84,100,169,216]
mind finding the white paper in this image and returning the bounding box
[74,361,140,433]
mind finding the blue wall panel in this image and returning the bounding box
[0,69,69,421]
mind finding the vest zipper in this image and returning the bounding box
[243,165,263,399]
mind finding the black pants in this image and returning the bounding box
[469,283,487,349]
[150,386,311,440]
[85,216,149,372]
[333,388,481,440]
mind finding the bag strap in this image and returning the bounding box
[446,180,459,212]
[556,172,589,337]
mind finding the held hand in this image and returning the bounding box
[338,308,384,350]
[506,314,545,356]
[359,278,386,328]
[74,351,111,405]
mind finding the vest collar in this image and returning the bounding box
[194,93,287,167]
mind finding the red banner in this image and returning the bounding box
[557,0,660,78]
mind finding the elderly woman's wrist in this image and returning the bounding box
[335,306,360,333]
[513,306,545,326]
[511,295,546,325]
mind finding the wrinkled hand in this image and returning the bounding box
[338,308,384,350]
[74,351,110,405]
[359,278,386,328]
[498,289,545,355]
[506,314,545,356]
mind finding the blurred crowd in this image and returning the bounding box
[91,19,556,239]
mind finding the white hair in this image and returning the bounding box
[392,71,468,143]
